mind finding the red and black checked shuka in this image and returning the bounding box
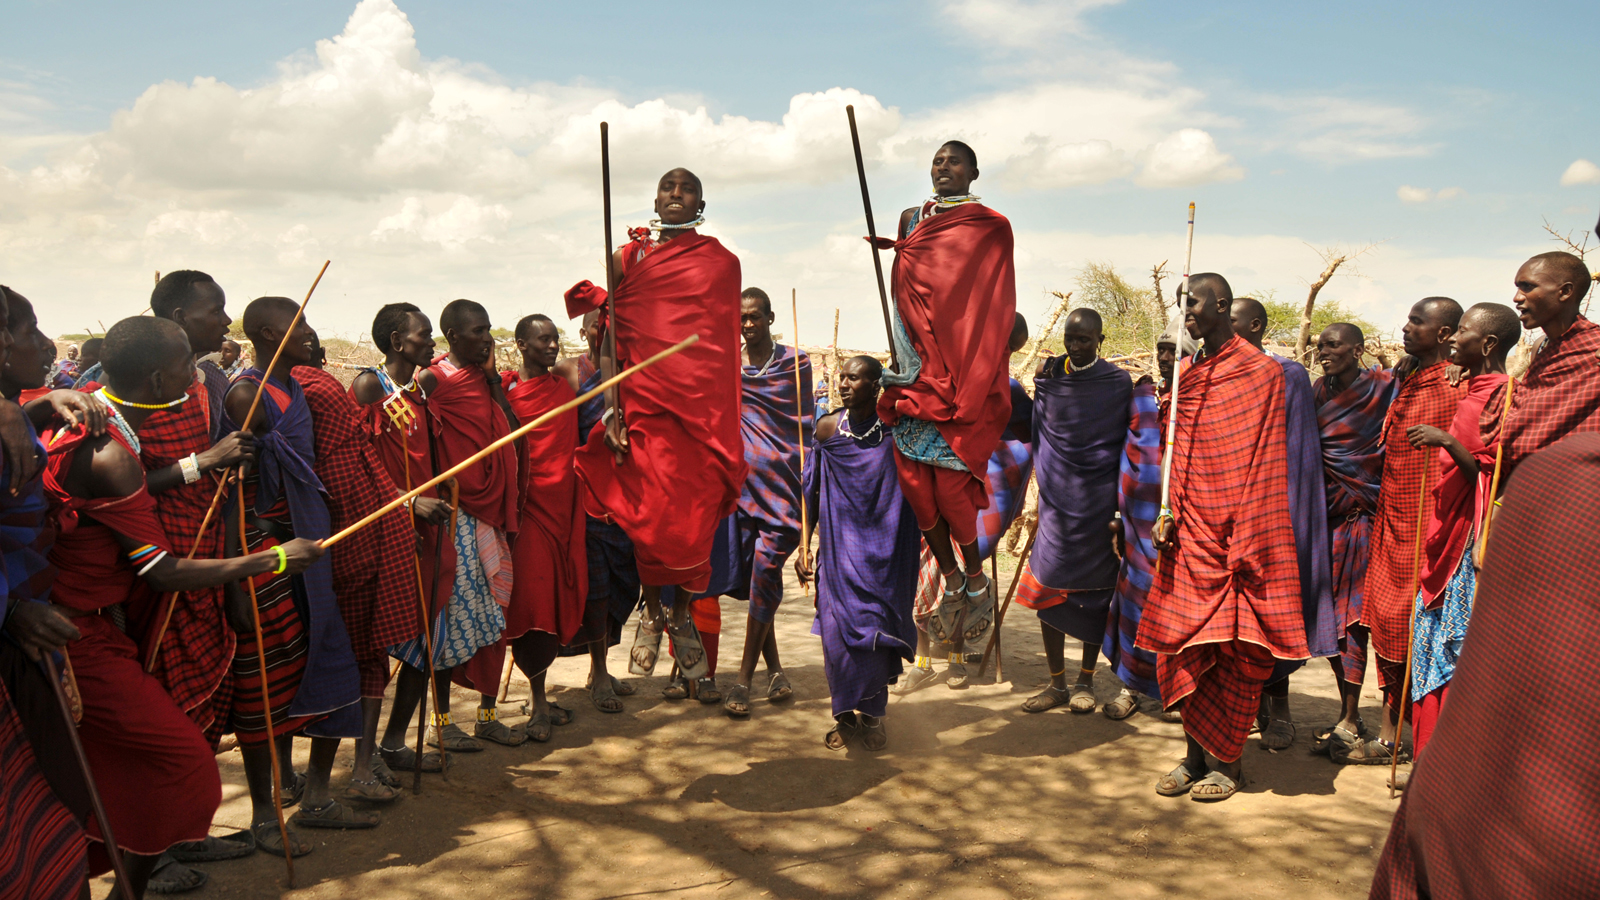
[1369,433,1600,900]
[1478,315,1600,478]
[42,424,221,873]
[121,370,237,747]
[1361,361,1464,671]
[0,669,85,900]
[1135,335,1306,763]
[294,366,417,697]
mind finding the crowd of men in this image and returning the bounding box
[0,143,1597,899]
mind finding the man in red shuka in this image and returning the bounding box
[873,141,1015,652]
[565,167,745,684]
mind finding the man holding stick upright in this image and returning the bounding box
[566,167,746,685]
[873,141,1015,654]
[1139,274,1306,802]
[679,286,812,718]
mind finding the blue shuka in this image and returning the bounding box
[1269,355,1337,680]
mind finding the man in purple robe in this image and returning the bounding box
[795,356,919,752]
[1230,298,1334,749]
[1013,309,1133,715]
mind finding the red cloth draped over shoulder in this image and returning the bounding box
[426,357,519,532]
[1362,361,1463,662]
[501,371,586,642]
[876,203,1017,478]
[1417,372,1504,606]
[1136,336,1307,665]
[294,366,417,654]
[566,231,746,592]
[42,426,171,613]
[1479,315,1600,476]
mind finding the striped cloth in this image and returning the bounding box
[911,436,1032,622]
[1104,380,1162,699]
[1480,315,1600,475]
[392,510,509,671]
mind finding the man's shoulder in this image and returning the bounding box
[814,409,843,442]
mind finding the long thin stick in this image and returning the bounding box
[42,653,135,898]
[145,260,330,669]
[1153,203,1195,574]
[401,420,443,795]
[237,480,295,884]
[845,105,898,372]
[979,520,1038,679]
[792,289,812,595]
[1391,459,1433,798]
[322,335,700,549]
[1474,377,1516,569]
[601,122,619,426]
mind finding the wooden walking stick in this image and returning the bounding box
[322,335,701,550]
[1153,203,1196,577]
[398,407,447,794]
[41,652,136,898]
[978,519,1038,681]
[145,260,331,670]
[792,288,812,595]
[1474,377,1516,570]
[1391,457,1434,798]
[600,122,621,432]
[845,104,899,373]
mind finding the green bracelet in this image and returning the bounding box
[272,545,288,575]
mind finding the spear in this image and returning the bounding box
[42,653,135,898]
[792,289,812,594]
[1392,459,1434,797]
[845,105,898,373]
[1154,204,1195,561]
[601,122,621,440]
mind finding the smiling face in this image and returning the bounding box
[2,293,51,391]
[654,168,704,226]
[394,312,437,368]
[1316,326,1362,379]
[263,307,316,367]
[1184,283,1227,341]
[740,295,774,348]
[169,280,231,355]
[837,358,881,412]
[930,143,977,197]
[1448,308,1492,369]
[517,319,560,371]
[446,308,496,366]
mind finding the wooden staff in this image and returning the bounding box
[845,104,898,373]
[322,335,700,550]
[830,308,841,410]
[401,417,448,794]
[601,122,620,429]
[498,654,515,703]
[236,479,294,884]
[42,652,135,897]
[1154,203,1195,574]
[1391,458,1434,798]
[144,260,331,670]
[792,289,812,594]
[1474,377,1516,569]
[978,519,1038,682]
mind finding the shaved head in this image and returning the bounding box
[1064,307,1102,334]
[1466,302,1522,356]
[102,316,190,388]
[1325,322,1364,346]
[1233,297,1266,330]
[1009,312,1030,354]
[1526,251,1592,303]
[846,354,884,381]
[662,167,703,196]
[1188,273,1233,304]
[241,296,299,342]
[1417,296,1464,329]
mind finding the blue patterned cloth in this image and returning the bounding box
[1411,538,1475,699]
[890,417,967,471]
[390,510,507,670]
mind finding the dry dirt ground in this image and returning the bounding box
[96,577,1399,900]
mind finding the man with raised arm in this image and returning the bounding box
[42,312,325,890]
[1139,273,1306,802]
[565,167,745,686]
[1014,309,1132,716]
[1306,323,1394,758]
[875,141,1015,653]
[1346,297,1463,767]
[794,355,919,751]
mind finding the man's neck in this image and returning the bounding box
[519,359,549,380]
[659,226,695,244]
[744,334,775,367]
[1470,355,1506,377]
[383,354,417,386]
[446,348,472,371]
[1201,325,1233,357]
[1413,348,1446,368]
[252,342,296,382]
[1326,367,1358,393]
[1543,306,1581,341]
[846,406,875,432]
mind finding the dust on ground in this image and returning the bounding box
[96,577,1396,900]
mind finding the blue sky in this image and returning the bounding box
[3,0,1596,345]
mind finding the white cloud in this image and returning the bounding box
[940,0,1126,48]
[1561,159,1600,187]
[1135,129,1244,188]
[1257,96,1436,164]
[372,195,511,250]
[1397,185,1465,204]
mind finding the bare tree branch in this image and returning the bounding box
[1015,290,1072,378]
[1295,243,1380,365]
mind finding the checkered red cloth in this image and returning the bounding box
[1479,315,1600,476]
[1137,335,1307,660]
[295,366,417,695]
[1361,361,1464,663]
[1369,433,1600,900]
[1160,639,1276,763]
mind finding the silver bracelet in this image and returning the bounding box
[179,453,201,484]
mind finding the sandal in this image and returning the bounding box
[380,744,444,773]
[1333,737,1411,766]
[825,712,859,751]
[342,777,400,804]
[251,821,312,858]
[1021,684,1071,713]
[895,664,937,695]
[662,674,691,701]
[961,572,996,642]
[549,703,574,726]
[723,683,751,718]
[929,574,966,644]
[168,831,254,863]
[629,612,666,676]
[611,675,637,696]
[475,711,529,747]
[860,714,887,751]
[665,615,709,680]
[1157,761,1203,797]
[1068,681,1097,714]
[946,661,970,690]
[1103,688,1138,721]
[368,755,401,789]
[523,712,553,743]
[145,853,208,894]
[432,722,484,752]
[1260,718,1296,751]
[1190,769,1242,802]
[1160,708,1184,724]
[767,671,793,703]
[281,771,306,808]
[292,799,380,829]
[695,677,722,704]
[591,678,624,713]
[1310,720,1365,756]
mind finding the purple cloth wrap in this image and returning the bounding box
[1275,355,1337,667]
[1104,381,1162,699]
